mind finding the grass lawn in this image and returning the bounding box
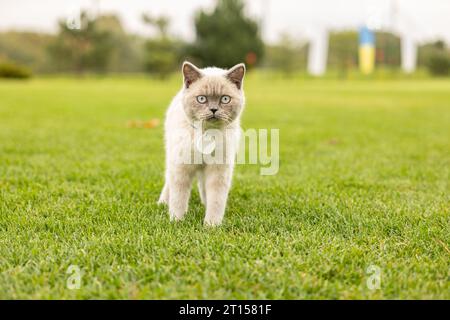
[0,74,448,299]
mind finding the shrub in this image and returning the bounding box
[0,61,32,79]
[425,50,450,76]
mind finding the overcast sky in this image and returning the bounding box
[1,0,449,43]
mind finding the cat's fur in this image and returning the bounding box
[158,61,246,226]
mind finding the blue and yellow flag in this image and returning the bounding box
[359,27,375,74]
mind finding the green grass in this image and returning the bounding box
[0,74,449,299]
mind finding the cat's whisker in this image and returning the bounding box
[217,114,232,123]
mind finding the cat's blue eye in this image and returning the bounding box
[196,95,207,104]
[220,95,231,104]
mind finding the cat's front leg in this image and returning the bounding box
[197,170,206,206]
[168,165,195,221]
[204,164,233,226]
[157,182,169,205]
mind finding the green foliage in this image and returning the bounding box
[263,34,307,75]
[0,31,53,72]
[375,32,401,67]
[0,17,143,74]
[419,41,450,77]
[425,51,450,76]
[328,31,358,77]
[96,15,144,73]
[142,14,170,38]
[48,12,115,74]
[0,61,31,79]
[188,0,264,68]
[143,39,182,79]
[141,14,183,79]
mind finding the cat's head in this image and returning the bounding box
[181,61,246,127]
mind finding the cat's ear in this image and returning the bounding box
[182,61,202,88]
[226,63,246,89]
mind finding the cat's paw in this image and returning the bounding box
[169,214,184,222]
[169,208,186,222]
[158,185,169,205]
[157,193,168,205]
[157,198,168,205]
[204,217,223,227]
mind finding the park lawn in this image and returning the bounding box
[0,74,448,299]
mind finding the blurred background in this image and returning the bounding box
[1,1,449,300]
[1,0,450,79]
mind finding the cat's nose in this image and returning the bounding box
[210,107,218,114]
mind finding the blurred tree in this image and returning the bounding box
[1,14,143,74]
[96,15,144,73]
[425,51,450,76]
[419,41,450,76]
[142,13,183,79]
[48,11,115,74]
[0,32,53,72]
[263,34,307,76]
[142,14,170,38]
[418,40,450,76]
[328,31,358,78]
[328,31,402,75]
[375,32,401,67]
[188,0,264,68]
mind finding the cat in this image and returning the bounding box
[158,61,246,226]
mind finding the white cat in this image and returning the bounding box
[158,61,246,226]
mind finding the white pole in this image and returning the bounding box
[401,33,417,73]
[307,27,328,76]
